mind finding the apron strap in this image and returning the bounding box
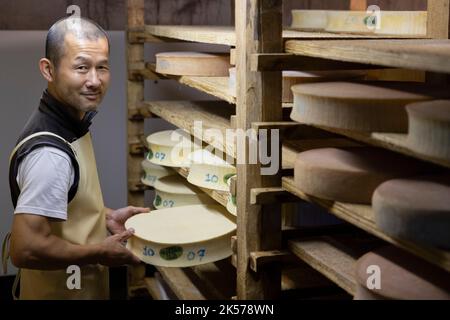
[9,131,76,164]
[2,232,20,300]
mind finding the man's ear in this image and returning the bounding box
[39,58,55,82]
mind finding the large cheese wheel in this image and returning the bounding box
[406,100,450,161]
[228,68,365,102]
[294,147,429,204]
[354,246,450,300]
[291,10,427,36]
[373,175,450,249]
[153,175,215,210]
[290,82,447,133]
[125,205,236,267]
[156,52,230,76]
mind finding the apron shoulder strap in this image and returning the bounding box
[9,131,77,164]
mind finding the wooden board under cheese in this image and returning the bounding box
[354,246,450,300]
[291,10,427,36]
[373,175,450,249]
[156,52,231,76]
[228,68,365,102]
[290,82,450,133]
[406,100,450,162]
[294,147,430,204]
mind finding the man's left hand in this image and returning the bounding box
[106,206,150,235]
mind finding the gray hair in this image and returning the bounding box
[45,16,110,67]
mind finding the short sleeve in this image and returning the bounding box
[14,146,75,220]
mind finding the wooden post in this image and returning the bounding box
[350,0,367,11]
[127,0,145,207]
[126,0,146,298]
[427,0,450,39]
[235,0,283,299]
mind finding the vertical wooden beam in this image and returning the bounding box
[127,0,145,207]
[235,0,283,300]
[126,0,146,298]
[350,0,367,11]
[427,0,450,39]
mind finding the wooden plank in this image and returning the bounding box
[250,187,297,205]
[285,39,450,74]
[189,261,236,300]
[311,125,450,169]
[251,53,379,71]
[427,0,450,39]
[282,176,450,272]
[144,277,167,300]
[141,101,235,158]
[288,237,359,295]
[235,0,283,300]
[155,266,206,300]
[249,250,292,272]
[350,0,367,10]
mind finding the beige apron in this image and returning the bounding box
[4,132,109,300]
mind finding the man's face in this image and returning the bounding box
[50,33,110,118]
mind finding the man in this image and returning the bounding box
[5,16,148,299]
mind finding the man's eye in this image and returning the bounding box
[77,66,88,71]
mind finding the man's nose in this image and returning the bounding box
[86,69,101,88]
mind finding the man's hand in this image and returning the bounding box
[106,206,150,235]
[96,229,141,267]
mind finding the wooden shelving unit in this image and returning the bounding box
[127,0,450,300]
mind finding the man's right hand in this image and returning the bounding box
[96,229,141,267]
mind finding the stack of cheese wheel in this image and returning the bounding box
[125,204,236,267]
[153,175,216,210]
[354,246,450,300]
[141,159,174,187]
[294,147,429,204]
[373,175,450,249]
[188,149,236,192]
[146,130,197,168]
[291,10,427,36]
[290,82,449,133]
[228,68,365,102]
[156,52,230,76]
[406,100,450,162]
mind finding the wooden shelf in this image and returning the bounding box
[173,167,231,210]
[288,234,380,296]
[130,25,423,46]
[282,176,450,272]
[155,260,236,300]
[141,100,235,158]
[309,126,450,170]
[285,39,450,74]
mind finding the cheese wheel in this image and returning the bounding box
[125,205,236,267]
[141,160,174,187]
[354,246,450,300]
[291,10,427,36]
[156,52,230,76]
[146,130,198,167]
[153,175,215,210]
[290,82,447,133]
[294,147,429,204]
[373,175,450,249]
[187,149,236,192]
[228,68,365,102]
[406,100,450,161]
